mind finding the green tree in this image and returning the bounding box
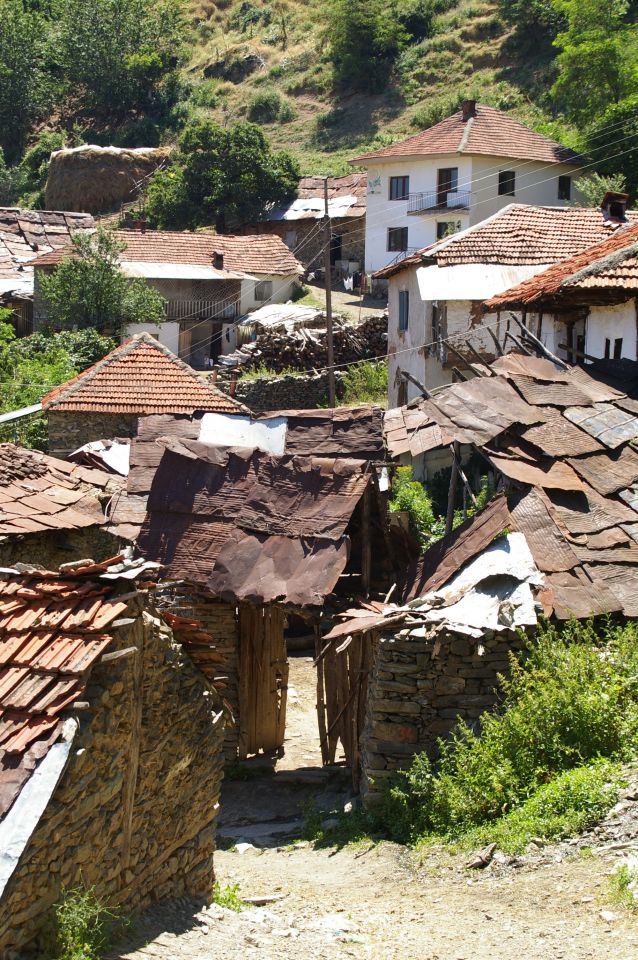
[551,0,638,123]
[39,228,166,334]
[146,120,299,231]
[0,1,48,160]
[583,96,638,198]
[55,0,186,115]
[325,0,409,90]
[573,171,628,207]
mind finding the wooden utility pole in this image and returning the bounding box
[323,177,336,407]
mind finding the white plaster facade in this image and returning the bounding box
[536,300,638,364]
[362,154,581,274]
[239,273,299,314]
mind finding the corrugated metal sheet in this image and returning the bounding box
[564,403,638,450]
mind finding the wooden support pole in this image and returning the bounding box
[487,326,504,357]
[361,482,372,599]
[510,313,569,370]
[400,369,431,398]
[323,178,335,407]
[445,440,460,536]
[505,330,532,354]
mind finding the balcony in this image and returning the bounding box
[407,190,471,215]
[165,299,238,322]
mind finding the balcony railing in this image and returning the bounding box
[165,299,238,322]
[407,190,471,214]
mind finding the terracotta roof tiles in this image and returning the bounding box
[42,333,247,415]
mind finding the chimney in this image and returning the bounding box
[601,191,629,223]
[213,250,224,270]
[462,99,476,122]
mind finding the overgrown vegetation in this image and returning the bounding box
[47,885,125,960]
[341,361,388,406]
[370,619,638,850]
[609,861,638,912]
[211,882,245,912]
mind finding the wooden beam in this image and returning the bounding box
[505,330,532,354]
[511,313,569,370]
[487,326,504,356]
[361,483,372,600]
[400,369,431,398]
[445,440,460,536]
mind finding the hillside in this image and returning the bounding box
[184,0,570,174]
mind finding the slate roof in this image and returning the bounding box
[41,333,247,415]
[375,205,638,278]
[0,563,132,819]
[0,443,119,537]
[485,223,638,309]
[0,208,94,297]
[351,103,580,164]
[383,354,638,620]
[35,229,303,276]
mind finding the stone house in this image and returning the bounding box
[374,199,638,406]
[0,207,94,336]
[41,332,246,458]
[0,442,122,569]
[240,174,366,273]
[0,557,226,957]
[349,99,582,275]
[33,229,303,366]
[485,214,638,363]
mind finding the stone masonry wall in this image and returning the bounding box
[232,370,348,414]
[360,625,526,802]
[47,410,140,458]
[0,599,226,958]
[0,526,120,571]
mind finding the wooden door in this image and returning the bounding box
[237,604,288,759]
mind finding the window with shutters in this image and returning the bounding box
[389,176,410,200]
[398,290,409,332]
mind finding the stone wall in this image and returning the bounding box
[0,599,226,957]
[47,410,140,458]
[360,624,526,802]
[232,370,348,413]
[0,526,120,571]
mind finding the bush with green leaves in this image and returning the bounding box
[247,89,294,124]
[49,885,123,960]
[341,360,388,406]
[372,619,638,845]
[39,228,166,335]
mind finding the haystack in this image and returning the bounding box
[44,144,173,214]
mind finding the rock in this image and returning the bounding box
[600,910,620,922]
[236,842,257,855]
[321,818,339,830]
[466,842,497,869]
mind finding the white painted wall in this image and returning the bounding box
[387,268,426,407]
[240,273,299,314]
[585,301,637,361]
[469,156,582,225]
[124,321,180,355]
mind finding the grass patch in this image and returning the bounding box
[297,799,381,850]
[211,882,245,912]
[341,360,388,406]
[239,363,306,380]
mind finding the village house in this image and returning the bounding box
[240,174,366,273]
[41,332,246,458]
[0,557,226,957]
[0,207,94,335]
[375,198,638,406]
[326,354,638,798]
[33,229,303,366]
[350,99,582,275]
[484,215,638,363]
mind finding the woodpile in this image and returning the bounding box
[217,313,387,375]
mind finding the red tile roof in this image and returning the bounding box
[485,223,638,309]
[351,104,580,164]
[42,333,247,415]
[34,229,303,276]
[0,566,130,818]
[375,205,638,278]
[0,443,118,537]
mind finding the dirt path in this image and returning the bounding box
[304,281,387,322]
[113,656,638,960]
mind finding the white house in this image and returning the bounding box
[350,100,582,276]
[375,198,638,407]
[34,229,303,368]
[484,210,638,365]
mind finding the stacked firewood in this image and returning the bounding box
[216,313,387,376]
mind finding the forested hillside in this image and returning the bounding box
[1,0,636,214]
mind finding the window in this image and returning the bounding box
[389,176,409,200]
[605,337,623,360]
[498,171,516,196]
[436,221,457,240]
[398,290,409,331]
[437,168,458,204]
[558,175,571,201]
[254,279,273,301]
[388,227,408,252]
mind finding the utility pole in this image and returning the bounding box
[323,177,335,407]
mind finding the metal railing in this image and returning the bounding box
[165,299,238,321]
[408,190,471,214]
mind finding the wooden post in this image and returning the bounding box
[361,482,372,599]
[323,178,336,407]
[445,441,460,536]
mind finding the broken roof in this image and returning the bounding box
[35,228,303,277]
[267,174,367,221]
[485,223,638,310]
[383,355,638,620]
[0,443,119,538]
[41,333,247,415]
[375,205,638,279]
[351,103,579,165]
[0,207,94,298]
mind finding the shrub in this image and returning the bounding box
[49,885,123,960]
[389,465,440,547]
[247,89,283,122]
[228,0,273,32]
[341,360,388,406]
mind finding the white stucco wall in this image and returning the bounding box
[387,268,427,407]
[240,273,299,314]
[585,301,637,361]
[124,321,180,355]
[469,156,582,225]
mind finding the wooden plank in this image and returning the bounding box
[315,627,329,765]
